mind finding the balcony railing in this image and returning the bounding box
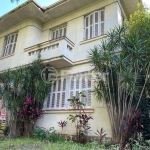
[24,36,74,68]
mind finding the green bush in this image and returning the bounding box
[33,126,65,142]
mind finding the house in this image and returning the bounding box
[0,0,140,138]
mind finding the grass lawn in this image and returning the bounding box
[1,138,150,150]
[0,138,108,150]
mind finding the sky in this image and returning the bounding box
[0,0,59,17]
[0,0,150,17]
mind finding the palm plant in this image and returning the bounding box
[89,25,150,145]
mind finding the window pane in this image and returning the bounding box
[71,77,74,90]
[86,17,88,27]
[7,36,10,45]
[52,32,55,39]
[56,93,60,107]
[82,76,86,89]
[11,35,14,43]
[51,94,55,108]
[76,77,80,89]
[86,28,88,39]
[8,44,13,54]
[61,92,65,107]
[95,12,98,23]
[101,23,104,35]
[64,27,66,36]
[14,34,18,42]
[60,29,63,37]
[58,79,61,91]
[63,79,66,91]
[12,44,16,53]
[90,26,93,38]
[53,82,56,92]
[56,30,59,38]
[95,24,98,36]
[87,89,91,106]
[47,94,51,108]
[101,11,104,22]
[90,14,93,25]
[3,47,7,56]
[88,75,92,88]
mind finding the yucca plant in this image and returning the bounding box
[89,24,150,146]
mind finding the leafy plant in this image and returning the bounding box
[67,92,93,143]
[58,120,67,129]
[33,126,65,142]
[58,120,67,135]
[122,110,149,148]
[95,127,107,144]
[33,126,49,140]
[19,97,43,121]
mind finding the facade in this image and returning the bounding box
[0,0,140,137]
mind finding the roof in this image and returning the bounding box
[0,0,142,33]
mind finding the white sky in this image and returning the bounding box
[143,0,150,6]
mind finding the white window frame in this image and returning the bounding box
[44,73,92,110]
[84,10,104,40]
[52,26,66,40]
[3,32,18,56]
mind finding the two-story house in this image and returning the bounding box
[0,0,140,138]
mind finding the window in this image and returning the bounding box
[52,26,66,40]
[3,32,18,56]
[44,73,92,110]
[84,10,104,40]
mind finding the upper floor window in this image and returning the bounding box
[52,26,66,40]
[3,32,18,57]
[84,10,104,40]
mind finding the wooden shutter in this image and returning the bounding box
[90,14,93,38]
[94,11,99,37]
[100,10,104,35]
[69,73,92,108]
[85,16,89,40]
[3,33,18,56]
[46,77,67,110]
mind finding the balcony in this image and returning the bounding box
[24,37,74,68]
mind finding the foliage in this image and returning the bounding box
[0,60,51,137]
[33,126,62,142]
[77,113,93,141]
[33,126,49,140]
[95,127,107,144]
[67,92,93,143]
[121,109,150,149]
[89,3,150,146]
[58,120,67,129]
[19,97,43,121]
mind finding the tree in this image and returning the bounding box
[0,60,51,137]
[89,4,150,146]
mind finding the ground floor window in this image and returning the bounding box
[44,72,92,110]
